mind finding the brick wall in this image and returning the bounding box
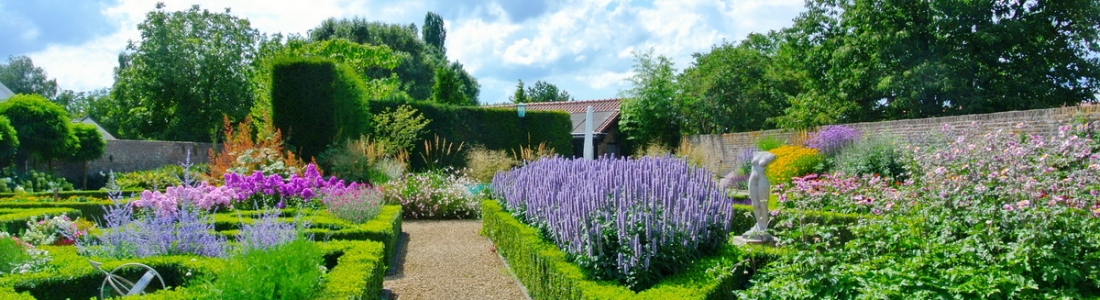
[685,105,1100,176]
[53,140,218,183]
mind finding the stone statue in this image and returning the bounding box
[742,151,776,242]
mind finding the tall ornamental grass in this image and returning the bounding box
[492,156,743,291]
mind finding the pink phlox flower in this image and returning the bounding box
[1003,204,1015,211]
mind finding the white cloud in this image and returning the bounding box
[18,0,806,104]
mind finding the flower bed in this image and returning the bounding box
[0,240,386,299]
[492,156,743,291]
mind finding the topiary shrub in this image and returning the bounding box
[0,116,18,164]
[271,57,370,161]
[766,145,822,184]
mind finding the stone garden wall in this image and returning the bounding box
[685,104,1100,175]
[54,140,217,184]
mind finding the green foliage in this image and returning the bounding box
[431,64,473,105]
[318,138,406,184]
[678,37,786,134]
[0,55,58,99]
[66,123,104,162]
[309,17,480,102]
[0,236,32,274]
[465,146,519,183]
[372,104,431,154]
[271,57,371,160]
[0,116,18,164]
[0,94,77,164]
[832,135,912,181]
[366,99,572,171]
[422,12,446,54]
[249,37,403,124]
[213,237,324,300]
[515,80,573,103]
[754,135,784,151]
[773,0,1100,128]
[0,207,82,236]
[619,49,682,149]
[0,167,74,193]
[109,3,259,142]
[115,165,195,190]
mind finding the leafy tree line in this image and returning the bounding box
[509,80,574,103]
[7,3,480,144]
[620,0,1100,149]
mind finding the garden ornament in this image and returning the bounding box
[88,259,166,299]
[739,151,777,244]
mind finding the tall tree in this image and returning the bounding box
[431,65,472,105]
[309,16,480,102]
[775,0,1100,128]
[111,3,259,142]
[0,55,59,99]
[678,34,787,134]
[509,80,528,104]
[0,94,77,169]
[423,12,446,54]
[68,123,106,189]
[526,80,573,102]
[618,49,681,148]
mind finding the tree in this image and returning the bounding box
[509,80,529,103]
[68,123,105,189]
[618,49,681,149]
[0,116,18,167]
[309,16,480,102]
[527,80,573,102]
[0,94,77,169]
[774,0,1100,128]
[0,55,59,99]
[431,65,472,105]
[423,12,446,54]
[678,35,787,134]
[111,3,259,142]
[53,88,110,118]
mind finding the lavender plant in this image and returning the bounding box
[492,156,742,291]
[81,203,227,259]
[320,184,384,223]
[235,209,306,252]
[804,125,860,156]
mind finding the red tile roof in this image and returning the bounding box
[490,98,621,134]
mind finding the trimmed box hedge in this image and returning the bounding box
[367,99,573,171]
[0,202,113,226]
[0,190,145,200]
[481,200,788,300]
[0,240,386,299]
[212,205,403,272]
[0,207,82,235]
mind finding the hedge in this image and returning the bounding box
[0,202,113,226]
[0,207,82,235]
[481,200,788,300]
[272,57,371,160]
[212,205,403,273]
[0,190,145,200]
[0,240,386,299]
[367,100,573,171]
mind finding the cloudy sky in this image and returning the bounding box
[0,0,805,104]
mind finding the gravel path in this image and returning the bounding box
[384,220,529,300]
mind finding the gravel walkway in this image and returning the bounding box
[384,220,529,300]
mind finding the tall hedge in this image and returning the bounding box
[367,100,572,171]
[271,57,371,160]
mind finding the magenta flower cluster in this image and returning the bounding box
[805,125,861,155]
[132,182,237,217]
[222,163,331,201]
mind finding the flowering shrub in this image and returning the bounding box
[492,156,741,291]
[321,184,384,223]
[0,232,51,275]
[381,168,479,219]
[21,214,88,246]
[223,163,360,209]
[831,135,912,181]
[80,202,227,259]
[804,125,860,156]
[131,182,237,217]
[235,209,305,252]
[766,145,823,184]
[741,121,1100,298]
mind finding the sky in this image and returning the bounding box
[0,0,806,104]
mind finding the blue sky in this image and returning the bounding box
[0,0,805,104]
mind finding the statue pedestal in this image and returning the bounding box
[732,235,780,247]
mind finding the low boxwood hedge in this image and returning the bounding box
[481,200,789,300]
[0,207,83,235]
[212,205,403,272]
[0,240,386,299]
[0,202,112,225]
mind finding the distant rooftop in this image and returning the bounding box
[490,98,621,134]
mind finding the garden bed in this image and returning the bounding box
[481,200,787,300]
[0,240,386,299]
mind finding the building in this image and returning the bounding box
[495,98,622,158]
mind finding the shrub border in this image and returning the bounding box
[0,207,83,236]
[481,200,788,299]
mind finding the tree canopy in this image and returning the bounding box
[0,94,77,165]
[0,55,59,99]
[618,50,681,148]
[512,80,574,103]
[109,3,259,142]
